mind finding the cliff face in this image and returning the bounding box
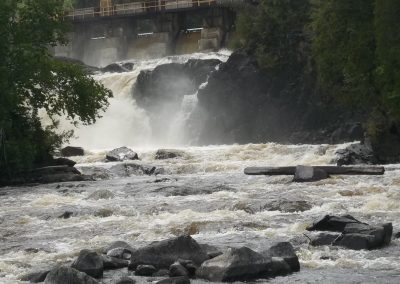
[193,52,364,146]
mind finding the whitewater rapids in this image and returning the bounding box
[1,52,400,283]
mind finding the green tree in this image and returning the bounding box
[0,0,112,178]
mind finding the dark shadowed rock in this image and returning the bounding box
[310,233,340,246]
[58,211,73,219]
[169,262,189,277]
[54,157,76,167]
[101,255,129,269]
[270,257,292,276]
[176,259,197,277]
[156,276,191,284]
[106,147,138,162]
[122,62,135,71]
[155,149,185,160]
[44,266,99,284]
[71,249,103,278]
[87,189,115,200]
[196,247,272,282]
[153,269,170,277]
[334,143,375,166]
[135,264,156,276]
[20,270,50,283]
[199,243,223,259]
[101,63,129,73]
[330,122,364,144]
[261,242,299,272]
[333,222,392,250]
[293,166,328,182]
[116,276,136,284]
[307,215,364,232]
[394,231,400,239]
[129,235,208,270]
[61,146,84,157]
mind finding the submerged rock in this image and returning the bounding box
[44,266,99,284]
[155,149,185,160]
[61,146,84,157]
[71,249,104,278]
[101,63,129,73]
[87,189,115,200]
[106,147,139,162]
[58,211,73,219]
[293,165,328,182]
[263,198,312,213]
[196,247,272,282]
[129,235,208,270]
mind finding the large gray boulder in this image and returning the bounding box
[261,242,300,272]
[106,147,138,162]
[129,235,208,270]
[307,215,364,232]
[196,247,272,282]
[44,266,99,284]
[155,149,185,160]
[71,249,104,278]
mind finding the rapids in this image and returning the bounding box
[1,52,400,283]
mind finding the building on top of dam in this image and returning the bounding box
[55,0,245,66]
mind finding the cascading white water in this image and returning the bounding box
[53,51,231,150]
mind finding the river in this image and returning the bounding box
[0,52,400,283]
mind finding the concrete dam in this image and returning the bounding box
[55,0,242,66]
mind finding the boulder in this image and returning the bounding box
[106,147,138,162]
[334,142,375,166]
[116,276,136,284]
[261,242,299,272]
[61,146,84,157]
[109,163,156,176]
[176,259,196,277]
[270,257,292,276]
[307,215,364,232]
[44,266,99,284]
[333,222,392,250]
[122,62,135,71]
[101,63,129,73]
[87,189,115,200]
[101,255,129,269]
[394,231,400,239]
[103,241,134,255]
[135,264,156,276]
[71,249,103,278]
[106,247,132,260]
[129,235,209,270]
[293,165,328,182]
[196,247,272,282]
[153,269,170,277]
[169,262,189,277]
[263,198,312,213]
[156,276,191,284]
[310,233,340,246]
[155,149,185,160]
[20,270,50,283]
[54,157,76,167]
[199,244,223,259]
[58,211,73,219]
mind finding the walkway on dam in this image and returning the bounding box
[66,0,243,21]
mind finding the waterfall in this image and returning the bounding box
[53,51,230,150]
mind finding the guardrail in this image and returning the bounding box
[65,0,229,21]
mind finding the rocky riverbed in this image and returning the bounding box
[1,143,400,283]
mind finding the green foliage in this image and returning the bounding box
[0,0,112,178]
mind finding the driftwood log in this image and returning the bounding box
[244,166,385,176]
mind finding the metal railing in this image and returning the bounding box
[65,0,228,21]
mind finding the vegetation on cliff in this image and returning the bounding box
[235,0,400,160]
[0,0,112,180]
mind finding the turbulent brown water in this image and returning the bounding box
[1,52,400,283]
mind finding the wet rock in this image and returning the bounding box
[44,266,99,284]
[261,242,300,272]
[176,259,196,277]
[293,165,328,182]
[87,189,115,200]
[54,157,76,167]
[310,233,340,246]
[156,276,191,284]
[106,147,139,162]
[103,241,134,255]
[155,149,185,160]
[394,231,400,239]
[61,146,84,157]
[129,235,208,270]
[72,249,103,278]
[115,276,136,284]
[334,142,375,166]
[58,211,73,219]
[263,198,312,213]
[109,163,156,177]
[135,264,156,276]
[333,222,392,250]
[196,247,272,281]
[270,257,292,276]
[199,243,223,259]
[94,208,113,218]
[20,270,50,283]
[153,269,170,277]
[101,63,129,73]
[107,248,132,260]
[122,62,135,71]
[101,255,129,269]
[169,262,189,277]
[307,215,364,232]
